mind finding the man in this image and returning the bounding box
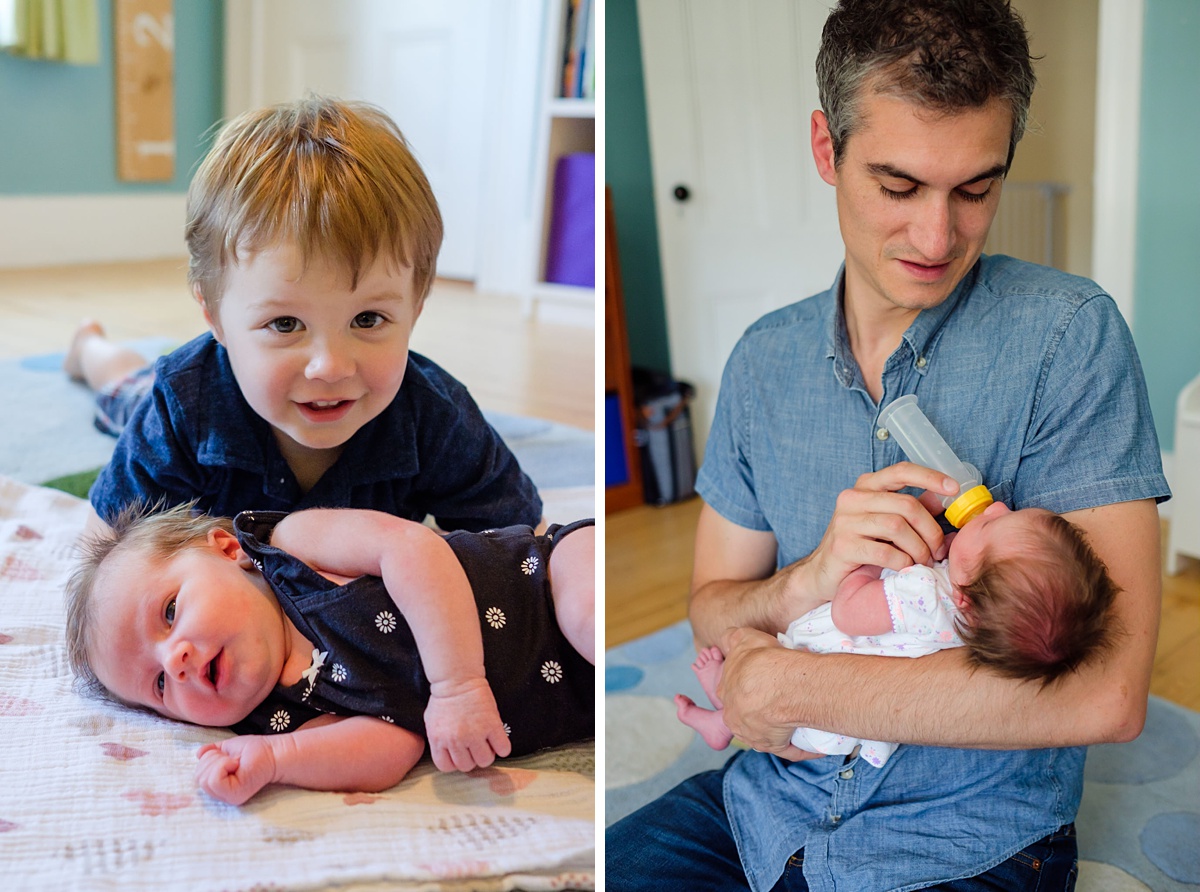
[606,1,1169,890]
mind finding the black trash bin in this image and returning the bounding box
[632,367,697,506]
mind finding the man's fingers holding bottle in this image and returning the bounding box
[828,485,947,569]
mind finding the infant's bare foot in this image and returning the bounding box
[691,646,726,707]
[63,320,106,381]
[675,693,734,750]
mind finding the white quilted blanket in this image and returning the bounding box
[0,476,595,890]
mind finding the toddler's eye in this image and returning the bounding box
[156,672,165,697]
[165,598,176,625]
[352,311,385,329]
[267,317,302,334]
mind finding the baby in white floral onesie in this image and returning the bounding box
[676,502,1118,767]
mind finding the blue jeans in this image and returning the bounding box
[605,766,1078,891]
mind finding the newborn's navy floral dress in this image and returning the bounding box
[231,512,595,757]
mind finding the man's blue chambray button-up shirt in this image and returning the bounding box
[696,255,1170,892]
[90,334,542,531]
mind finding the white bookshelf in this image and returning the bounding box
[527,0,596,322]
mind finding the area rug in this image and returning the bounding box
[606,620,1200,891]
[1,342,595,501]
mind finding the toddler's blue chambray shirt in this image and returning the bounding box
[89,333,542,531]
[696,255,1170,892]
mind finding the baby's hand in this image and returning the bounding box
[424,676,512,773]
[195,736,278,806]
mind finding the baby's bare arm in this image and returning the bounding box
[195,715,425,805]
[269,509,510,772]
[829,566,892,637]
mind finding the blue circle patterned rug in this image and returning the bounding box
[606,619,1200,891]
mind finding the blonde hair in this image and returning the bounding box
[185,95,443,315]
[64,502,234,701]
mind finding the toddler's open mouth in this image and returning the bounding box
[297,399,356,422]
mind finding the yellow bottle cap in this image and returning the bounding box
[945,484,993,529]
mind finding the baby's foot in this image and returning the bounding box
[675,693,734,750]
[63,320,106,381]
[691,646,726,708]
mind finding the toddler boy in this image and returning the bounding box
[76,96,541,531]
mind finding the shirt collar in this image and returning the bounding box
[194,341,420,486]
[825,259,980,388]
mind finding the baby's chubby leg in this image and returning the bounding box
[548,524,595,664]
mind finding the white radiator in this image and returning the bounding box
[985,182,1068,268]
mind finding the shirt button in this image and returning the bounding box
[916,355,928,368]
[875,427,890,441]
[839,768,854,780]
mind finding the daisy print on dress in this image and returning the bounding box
[331,663,347,683]
[270,710,291,732]
[541,661,563,683]
[485,607,506,629]
[375,610,397,633]
[299,649,328,700]
[521,555,540,576]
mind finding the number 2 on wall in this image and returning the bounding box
[115,0,175,182]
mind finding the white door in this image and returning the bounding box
[638,0,844,449]
[226,0,493,280]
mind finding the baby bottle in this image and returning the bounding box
[876,395,993,528]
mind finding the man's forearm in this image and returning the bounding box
[720,637,1144,751]
[689,557,829,650]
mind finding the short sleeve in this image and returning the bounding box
[882,563,960,639]
[695,338,772,532]
[1015,295,1169,513]
[409,373,543,531]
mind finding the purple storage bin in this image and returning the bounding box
[544,152,595,287]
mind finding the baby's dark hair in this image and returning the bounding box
[64,501,234,702]
[957,512,1119,687]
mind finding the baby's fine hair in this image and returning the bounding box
[957,512,1119,686]
[64,502,234,701]
[185,95,443,313]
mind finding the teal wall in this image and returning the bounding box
[1132,0,1200,452]
[0,0,224,194]
[606,0,671,375]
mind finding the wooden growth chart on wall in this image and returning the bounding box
[115,0,174,182]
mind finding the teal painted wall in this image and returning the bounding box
[0,0,224,195]
[1132,0,1200,453]
[606,0,671,375]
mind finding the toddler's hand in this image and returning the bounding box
[424,676,512,773]
[195,736,278,806]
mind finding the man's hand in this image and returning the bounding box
[803,462,957,600]
[424,677,512,772]
[715,627,824,761]
[195,736,278,806]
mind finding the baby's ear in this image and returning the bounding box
[208,528,252,567]
[194,285,224,342]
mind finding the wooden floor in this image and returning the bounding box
[606,497,1200,713]
[0,258,595,432]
